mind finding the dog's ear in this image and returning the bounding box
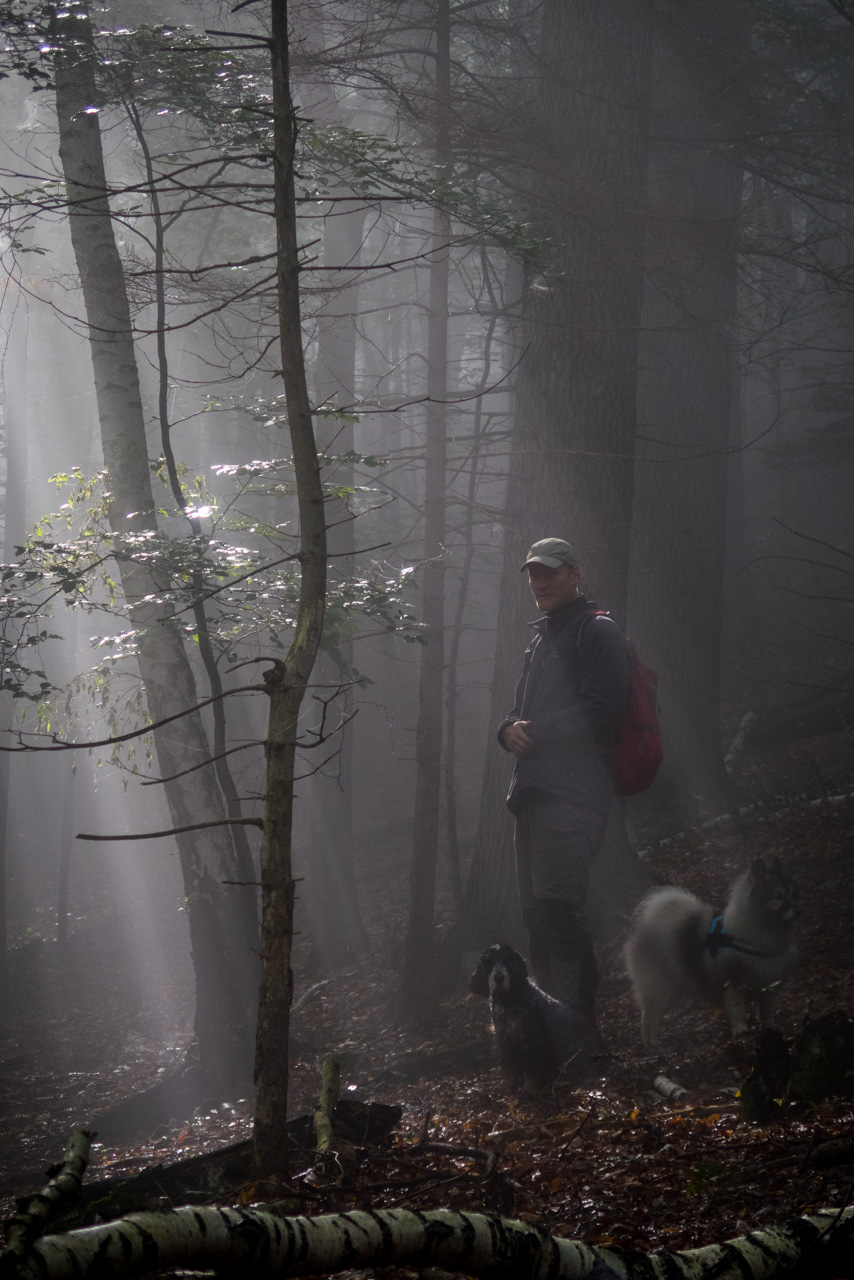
[751,857,768,881]
[506,947,528,983]
[470,955,490,998]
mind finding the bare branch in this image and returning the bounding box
[0,685,264,753]
[140,741,261,785]
[77,818,264,841]
[771,518,854,563]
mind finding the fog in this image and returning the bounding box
[0,0,852,1119]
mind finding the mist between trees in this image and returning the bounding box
[0,0,852,1164]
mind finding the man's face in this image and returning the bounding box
[527,562,582,612]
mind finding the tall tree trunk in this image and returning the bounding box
[400,0,451,1020]
[460,0,653,948]
[56,611,82,949]
[56,760,75,948]
[253,0,328,1179]
[443,309,498,915]
[127,104,260,953]
[0,285,28,971]
[305,182,370,969]
[628,1,743,828]
[53,9,256,1092]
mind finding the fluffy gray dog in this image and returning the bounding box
[625,858,800,1047]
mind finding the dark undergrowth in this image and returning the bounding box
[1,727,853,1271]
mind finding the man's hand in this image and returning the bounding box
[503,720,534,757]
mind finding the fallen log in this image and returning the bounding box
[2,1201,853,1279]
[4,1132,91,1262]
[653,1075,689,1103]
[46,1099,401,1231]
[4,1132,854,1279]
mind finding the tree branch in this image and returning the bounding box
[77,818,263,842]
[0,685,264,753]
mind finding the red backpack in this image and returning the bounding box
[578,611,662,796]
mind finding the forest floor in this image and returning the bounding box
[1,725,854,1273]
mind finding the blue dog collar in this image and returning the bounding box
[707,915,727,957]
[706,914,769,959]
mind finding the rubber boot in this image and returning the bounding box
[536,898,607,1054]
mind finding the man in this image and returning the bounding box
[498,537,630,1046]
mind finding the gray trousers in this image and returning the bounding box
[514,790,608,914]
[514,790,609,1025]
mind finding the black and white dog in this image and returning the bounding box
[470,943,595,1091]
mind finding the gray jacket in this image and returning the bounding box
[498,595,630,814]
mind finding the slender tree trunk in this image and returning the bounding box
[400,0,452,1020]
[306,184,370,968]
[127,104,260,953]
[461,0,653,948]
[55,612,82,949]
[53,9,256,1091]
[723,371,755,669]
[443,311,498,915]
[56,763,75,948]
[0,285,28,971]
[253,0,328,1179]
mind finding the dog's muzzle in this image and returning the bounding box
[488,962,511,996]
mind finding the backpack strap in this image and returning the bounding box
[555,609,618,696]
[573,608,610,653]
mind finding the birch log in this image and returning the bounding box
[4,1132,92,1260]
[2,1204,851,1280]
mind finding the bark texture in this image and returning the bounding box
[0,281,27,968]
[312,1054,356,1175]
[130,107,260,954]
[400,0,452,1020]
[462,0,654,947]
[53,8,255,1090]
[306,188,370,968]
[3,1131,91,1261]
[253,0,328,1179]
[3,1203,851,1279]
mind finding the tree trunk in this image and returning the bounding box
[55,595,85,948]
[253,0,328,1179]
[400,0,451,1020]
[8,1198,853,1279]
[127,104,260,955]
[722,369,756,674]
[305,182,370,969]
[0,281,28,971]
[53,9,256,1091]
[627,1,743,829]
[460,0,653,948]
[443,324,495,917]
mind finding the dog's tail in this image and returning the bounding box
[625,886,713,994]
[629,885,709,934]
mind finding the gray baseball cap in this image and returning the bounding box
[521,537,580,571]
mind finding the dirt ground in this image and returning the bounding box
[1,728,853,1269]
